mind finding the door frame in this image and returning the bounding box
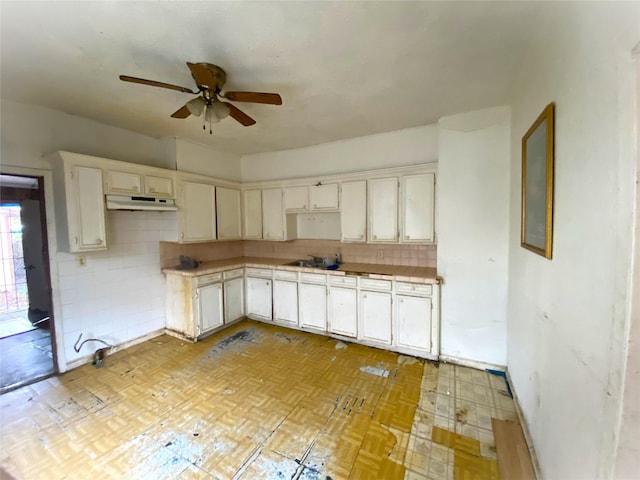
[0,166,65,372]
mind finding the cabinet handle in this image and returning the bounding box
[406,235,410,239]
[74,236,78,245]
[373,235,377,239]
[313,204,317,208]
[150,187,156,193]
[359,235,364,239]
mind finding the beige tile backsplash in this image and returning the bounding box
[160,239,436,269]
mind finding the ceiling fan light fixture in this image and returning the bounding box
[204,105,221,124]
[186,97,206,116]
[211,100,230,120]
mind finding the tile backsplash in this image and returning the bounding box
[160,239,436,268]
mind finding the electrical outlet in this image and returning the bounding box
[377,250,384,259]
[77,255,87,267]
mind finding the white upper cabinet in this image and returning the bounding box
[401,173,435,243]
[216,187,242,240]
[106,170,174,198]
[107,170,142,195]
[145,175,174,198]
[309,183,339,211]
[262,188,285,240]
[368,177,398,243]
[72,166,108,251]
[341,180,367,242]
[243,189,263,239]
[284,186,309,211]
[48,152,107,252]
[180,182,217,242]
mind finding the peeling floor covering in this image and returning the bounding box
[0,320,519,479]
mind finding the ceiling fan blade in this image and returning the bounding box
[119,75,196,94]
[171,105,191,119]
[225,103,256,126]
[186,62,219,90]
[224,91,282,105]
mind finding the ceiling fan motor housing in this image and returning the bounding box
[196,63,227,91]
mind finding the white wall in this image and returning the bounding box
[174,137,242,181]
[614,44,640,480]
[58,211,175,366]
[437,106,511,367]
[240,124,438,182]
[0,100,175,170]
[506,3,639,479]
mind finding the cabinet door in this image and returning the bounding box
[246,276,272,321]
[359,290,392,344]
[328,286,357,337]
[181,182,216,242]
[216,187,242,240]
[145,175,174,197]
[73,166,107,250]
[262,188,284,240]
[243,189,262,239]
[107,170,143,195]
[310,184,339,210]
[395,295,432,352]
[341,181,367,242]
[299,283,327,330]
[224,277,245,323]
[273,280,298,326]
[401,173,435,243]
[369,177,398,242]
[196,283,223,335]
[284,186,309,211]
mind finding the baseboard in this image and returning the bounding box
[438,354,506,372]
[505,369,543,479]
[65,328,165,371]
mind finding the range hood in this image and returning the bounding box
[106,195,177,211]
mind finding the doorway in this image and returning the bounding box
[0,174,56,393]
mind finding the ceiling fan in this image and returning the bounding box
[119,62,282,130]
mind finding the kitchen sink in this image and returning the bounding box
[284,259,323,268]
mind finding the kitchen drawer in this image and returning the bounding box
[223,268,244,280]
[360,278,392,291]
[300,272,327,284]
[245,267,273,279]
[328,275,357,288]
[195,272,222,286]
[395,282,432,296]
[274,269,298,281]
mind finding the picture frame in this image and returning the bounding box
[521,102,555,259]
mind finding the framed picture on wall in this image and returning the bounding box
[521,102,555,259]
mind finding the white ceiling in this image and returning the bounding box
[0,1,542,155]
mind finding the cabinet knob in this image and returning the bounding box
[150,187,156,193]
[406,235,410,239]
[74,236,78,245]
[373,235,377,239]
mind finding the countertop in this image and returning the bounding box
[162,256,439,284]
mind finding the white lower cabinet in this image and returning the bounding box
[395,295,432,353]
[328,286,357,337]
[223,277,245,323]
[273,280,298,326]
[359,290,392,345]
[196,283,224,336]
[246,276,273,321]
[299,283,327,330]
